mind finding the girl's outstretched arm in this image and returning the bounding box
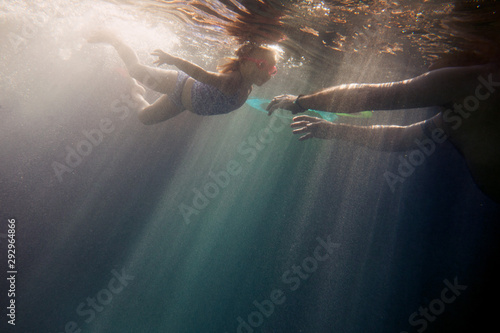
[152,49,225,88]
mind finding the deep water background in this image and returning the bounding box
[1,1,499,333]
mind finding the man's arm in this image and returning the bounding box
[268,65,491,114]
[290,114,443,152]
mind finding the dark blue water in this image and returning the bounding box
[1,1,499,333]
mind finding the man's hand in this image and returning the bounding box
[290,115,336,141]
[267,94,305,116]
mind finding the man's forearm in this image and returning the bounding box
[298,82,412,114]
[326,123,418,152]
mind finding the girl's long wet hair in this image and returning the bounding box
[217,42,276,73]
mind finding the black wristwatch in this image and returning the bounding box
[294,95,308,113]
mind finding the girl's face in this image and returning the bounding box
[242,49,277,86]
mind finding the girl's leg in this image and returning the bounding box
[129,74,185,125]
[89,31,185,124]
[88,31,177,94]
[137,93,184,125]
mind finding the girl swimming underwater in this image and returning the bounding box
[88,31,277,125]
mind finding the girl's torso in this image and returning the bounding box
[181,71,252,116]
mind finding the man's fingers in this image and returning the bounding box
[290,121,309,128]
[292,115,321,122]
[292,126,311,135]
[298,133,312,141]
[266,101,277,114]
[266,98,280,111]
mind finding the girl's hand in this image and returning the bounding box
[290,115,336,141]
[152,49,176,66]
